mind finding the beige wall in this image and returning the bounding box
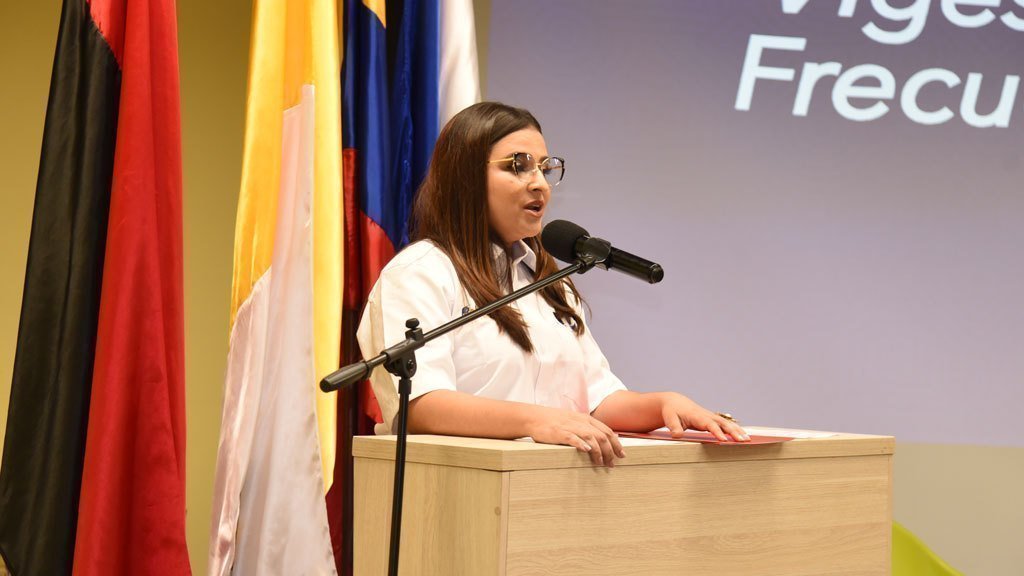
[0,0,60,458]
[895,443,1024,575]
[177,1,251,574]
[1,2,1020,575]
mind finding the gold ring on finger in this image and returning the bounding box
[716,412,738,424]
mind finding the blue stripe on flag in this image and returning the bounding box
[342,0,395,246]
[342,0,441,250]
[391,0,440,247]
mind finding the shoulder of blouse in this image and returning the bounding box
[382,239,454,274]
[379,240,463,296]
[374,240,469,316]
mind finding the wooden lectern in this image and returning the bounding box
[353,432,893,576]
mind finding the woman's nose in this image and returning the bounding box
[527,167,550,193]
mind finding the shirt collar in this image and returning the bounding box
[491,239,537,275]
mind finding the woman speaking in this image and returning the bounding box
[357,102,748,467]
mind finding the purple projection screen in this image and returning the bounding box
[487,0,1024,446]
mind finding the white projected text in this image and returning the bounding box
[736,0,1024,128]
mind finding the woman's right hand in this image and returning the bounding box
[525,406,626,467]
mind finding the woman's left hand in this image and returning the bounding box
[659,393,749,442]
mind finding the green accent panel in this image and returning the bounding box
[894,522,963,576]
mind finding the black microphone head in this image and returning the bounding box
[541,220,588,263]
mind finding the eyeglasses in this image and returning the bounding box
[488,152,565,186]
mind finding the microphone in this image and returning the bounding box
[541,220,665,284]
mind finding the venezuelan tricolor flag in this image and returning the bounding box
[329,2,478,570]
[337,0,480,432]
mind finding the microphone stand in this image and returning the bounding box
[320,254,600,576]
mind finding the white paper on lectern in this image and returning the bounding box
[740,426,837,439]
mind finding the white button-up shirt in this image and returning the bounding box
[356,240,626,434]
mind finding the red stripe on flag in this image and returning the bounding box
[86,0,126,66]
[358,211,396,303]
[357,214,394,424]
[342,148,398,309]
[342,149,361,311]
[333,148,394,575]
[342,147,392,425]
[71,0,190,572]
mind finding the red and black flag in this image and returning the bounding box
[0,0,189,574]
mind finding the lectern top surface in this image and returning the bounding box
[352,431,894,471]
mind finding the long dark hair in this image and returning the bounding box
[409,101,584,352]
